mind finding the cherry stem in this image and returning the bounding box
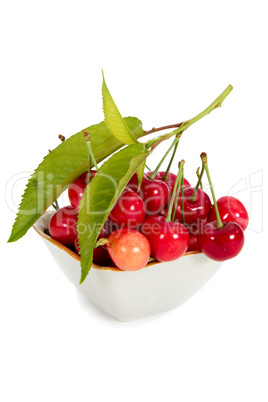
[190,163,205,202]
[143,85,233,147]
[196,167,203,190]
[84,131,99,185]
[149,135,181,180]
[166,160,185,223]
[181,171,185,225]
[172,163,186,221]
[144,123,183,135]
[145,164,151,171]
[201,152,224,229]
[95,238,108,248]
[52,200,60,211]
[163,140,179,181]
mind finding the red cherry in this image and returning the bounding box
[75,220,113,266]
[159,213,203,252]
[68,170,97,210]
[141,215,190,262]
[154,171,191,191]
[127,172,140,192]
[128,171,190,196]
[139,173,169,215]
[187,233,200,252]
[172,187,211,224]
[185,222,202,252]
[160,208,168,218]
[106,228,151,271]
[198,221,245,261]
[207,196,249,230]
[109,187,146,228]
[49,206,78,247]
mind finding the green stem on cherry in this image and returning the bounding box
[166,160,185,223]
[95,238,108,248]
[190,163,205,202]
[149,135,181,180]
[145,164,151,171]
[196,167,203,190]
[52,200,60,211]
[172,162,185,221]
[84,131,99,185]
[181,172,185,225]
[200,152,224,229]
[144,84,233,148]
[162,140,179,181]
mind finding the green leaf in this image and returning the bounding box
[102,71,137,145]
[8,117,145,243]
[136,160,146,192]
[78,143,150,283]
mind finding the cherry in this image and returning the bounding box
[75,220,113,266]
[49,206,78,247]
[109,187,145,228]
[197,152,245,261]
[160,208,168,218]
[185,222,203,252]
[128,171,190,197]
[68,170,97,210]
[187,233,200,252]
[198,221,244,261]
[127,172,140,192]
[171,187,211,224]
[139,173,169,215]
[154,171,191,192]
[105,228,151,271]
[141,215,190,262]
[207,196,249,230]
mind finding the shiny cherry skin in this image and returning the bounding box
[154,171,191,192]
[109,187,146,228]
[187,233,200,252]
[185,223,201,252]
[141,215,190,262]
[68,170,97,210]
[172,187,211,224]
[106,228,151,271]
[198,221,245,261]
[49,206,78,248]
[127,172,140,192]
[75,220,112,266]
[139,173,169,215]
[207,196,249,230]
[159,211,202,252]
[128,171,190,194]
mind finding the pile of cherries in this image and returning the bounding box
[49,153,248,271]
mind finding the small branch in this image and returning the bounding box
[144,122,183,135]
[143,85,233,146]
[84,130,99,173]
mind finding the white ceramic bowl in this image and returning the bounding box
[33,211,223,321]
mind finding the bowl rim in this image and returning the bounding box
[33,211,201,272]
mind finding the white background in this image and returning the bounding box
[1,1,267,401]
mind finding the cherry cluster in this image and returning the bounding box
[48,152,248,271]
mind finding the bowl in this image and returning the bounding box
[33,211,223,321]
